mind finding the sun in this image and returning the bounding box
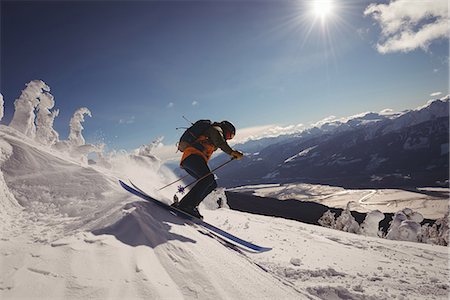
[312,0,334,20]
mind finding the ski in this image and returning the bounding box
[119,180,272,252]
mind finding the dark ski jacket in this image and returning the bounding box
[180,125,234,164]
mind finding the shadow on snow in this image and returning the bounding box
[92,200,197,248]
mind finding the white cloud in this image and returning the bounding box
[379,108,395,115]
[364,0,449,54]
[119,116,135,125]
[311,115,338,127]
[167,102,174,108]
[231,123,305,145]
[430,92,442,97]
[192,101,199,106]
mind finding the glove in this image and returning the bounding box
[231,150,244,160]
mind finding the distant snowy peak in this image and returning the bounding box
[416,95,449,118]
[309,111,393,136]
[418,95,450,111]
[310,96,449,136]
[382,96,449,134]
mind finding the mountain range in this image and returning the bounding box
[213,97,449,188]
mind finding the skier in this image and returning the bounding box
[174,120,243,218]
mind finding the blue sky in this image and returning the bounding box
[1,0,448,151]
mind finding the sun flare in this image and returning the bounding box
[312,0,334,19]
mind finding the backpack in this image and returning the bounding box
[177,119,212,152]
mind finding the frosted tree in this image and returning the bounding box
[335,202,360,234]
[419,223,434,244]
[9,80,49,138]
[404,208,424,223]
[318,210,336,228]
[52,107,101,164]
[359,210,385,237]
[420,212,449,246]
[64,107,98,163]
[434,212,448,245]
[0,93,4,121]
[386,208,423,242]
[398,221,422,242]
[36,91,59,145]
[68,107,91,146]
[386,211,407,240]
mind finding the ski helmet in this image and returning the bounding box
[220,120,236,140]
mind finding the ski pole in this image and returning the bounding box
[158,157,235,192]
[177,157,235,194]
[158,173,191,191]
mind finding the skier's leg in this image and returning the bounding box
[178,155,217,211]
[195,174,217,206]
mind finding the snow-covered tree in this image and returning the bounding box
[68,107,91,146]
[9,80,49,138]
[359,210,385,237]
[386,208,424,242]
[420,211,449,246]
[402,208,424,223]
[318,210,336,228]
[386,211,407,240]
[36,91,59,146]
[52,107,101,164]
[0,93,4,121]
[335,202,360,234]
[434,212,448,245]
[397,220,421,242]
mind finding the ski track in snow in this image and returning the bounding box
[0,125,449,300]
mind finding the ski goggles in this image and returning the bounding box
[225,131,235,140]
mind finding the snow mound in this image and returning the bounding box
[0,135,21,234]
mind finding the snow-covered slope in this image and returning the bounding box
[0,125,300,299]
[0,125,448,299]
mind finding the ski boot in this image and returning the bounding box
[175,204,203,219]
